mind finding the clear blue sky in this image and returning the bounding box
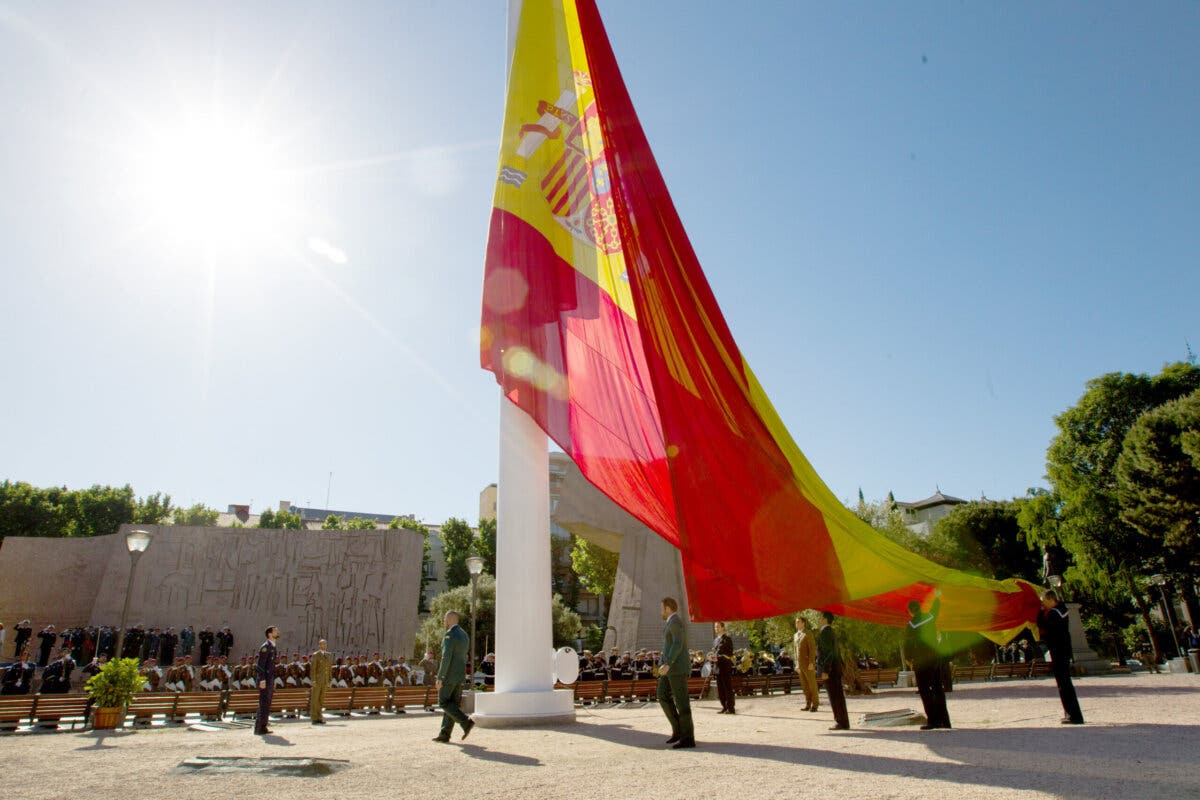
[2,1,1197,524]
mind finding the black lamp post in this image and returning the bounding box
[115,529,153,660]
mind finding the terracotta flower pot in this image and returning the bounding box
[92,706,124,730]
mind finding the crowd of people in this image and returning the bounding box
[574,646,805,682]
[0,619,442,697]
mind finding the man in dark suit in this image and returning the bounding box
[905,591,950,730]
[39,649,75,694]
[711,621,735,714]
[1,651,34,695]
[816,611,849,730]
[198,627,214,665]
[13,621,32,659]
[1037,590,1083,724]
[433,610,474,743]
[254,626,280,735]
[657,597,694,748]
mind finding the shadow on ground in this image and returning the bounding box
[563,720,1199,799]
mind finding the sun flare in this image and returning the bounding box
[133,117,294,247]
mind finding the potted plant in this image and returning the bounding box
[85,657,143,729]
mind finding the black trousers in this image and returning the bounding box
[716,664,734,711]
[915,663,951,728]
[825,664,849,728]
[1051,654,1083,722]
[255,685,273,734]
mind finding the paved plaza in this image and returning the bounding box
[4,672,1197,799]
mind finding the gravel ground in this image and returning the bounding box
[4,672,1198,800]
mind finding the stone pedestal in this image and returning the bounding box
[1066,603,1110,675]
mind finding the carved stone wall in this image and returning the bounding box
[0,535,113,632]
[0,524,423,660]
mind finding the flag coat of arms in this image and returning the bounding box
[481,0,1039,639]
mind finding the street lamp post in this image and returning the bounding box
[1150,574,1182,659]
[466,555,485,688]
[115,529,153,660]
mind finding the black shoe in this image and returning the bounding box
[311,720,325,725]
[919,724,935,730]
[716,709,727,714]
[461,719,475,740]
[1061,718,1084,725]
[666,733,681,744]
[672,739,696,749]
[829,725,849,731]
[432,735,451,743]
[808,706,819,712]
[726,709,735,715]
[256,729,273,735]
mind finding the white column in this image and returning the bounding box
[472,397,575,726]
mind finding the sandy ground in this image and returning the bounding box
[4,672,1198,800]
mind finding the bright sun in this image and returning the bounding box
[134,117,294,247]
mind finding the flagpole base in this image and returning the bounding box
[472,689,576,728]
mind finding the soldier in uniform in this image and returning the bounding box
[432,610,473,743]
[905,591,951,730]
[794,615,819,712]
[657,597,694,749]
[1037,589,1084,724]
[198,627,214,665]
[36,625,57,667]
[2,651,34,694]
[13,621,32,659]
[711,621,735,714]
[40,649,75,693]
[817,611,849,730]
[255,626,280,735]
[309,639,332,725]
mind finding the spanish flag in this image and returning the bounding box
[481,0,1039,640]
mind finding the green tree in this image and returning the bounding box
[440,517,475,589]
[925,500,1042,582]
[322,514,344,530]
[1116,389,1200,625]
[134,492,174,525]
[71,484,137,538]
[1035,361,1200,660]
[258,507,303,529]
[569,536,618,622]
[0,481,70,539]
[173,503,219,527]
[477,516,497,576]
[550,532,582,610]
[343,516,378,530]
[417,575,582,659]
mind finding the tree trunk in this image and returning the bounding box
[1127,576,1164,664]
[1178,575,1199,632]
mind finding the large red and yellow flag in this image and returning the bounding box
[481,0,1040,639]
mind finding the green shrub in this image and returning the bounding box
[84,658,143,708]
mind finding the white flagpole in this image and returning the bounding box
[473,0,575,727]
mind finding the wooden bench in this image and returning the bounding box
[31,694,90,730]
[173,691,223,722]
[0,696,37,731]
[629,679,657,702]
[735,675,770,696]
[1029,661,1053,678]
[322,687,354,716]
[349,686,390,714]
[391,685,431,712]
[686,676,710,700]
[225,689,261,719]
[126,692,179,725]
[270,688,311,718]
[952,664,993,682]
[856,668,899,688]
[604,679,635,703]
[767,674,795,694]
[571,681,606,706]
[990,663,1024,680]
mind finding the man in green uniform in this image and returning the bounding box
[309,639,332,725]
[657,597,695,749]
[433,610,474,743]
